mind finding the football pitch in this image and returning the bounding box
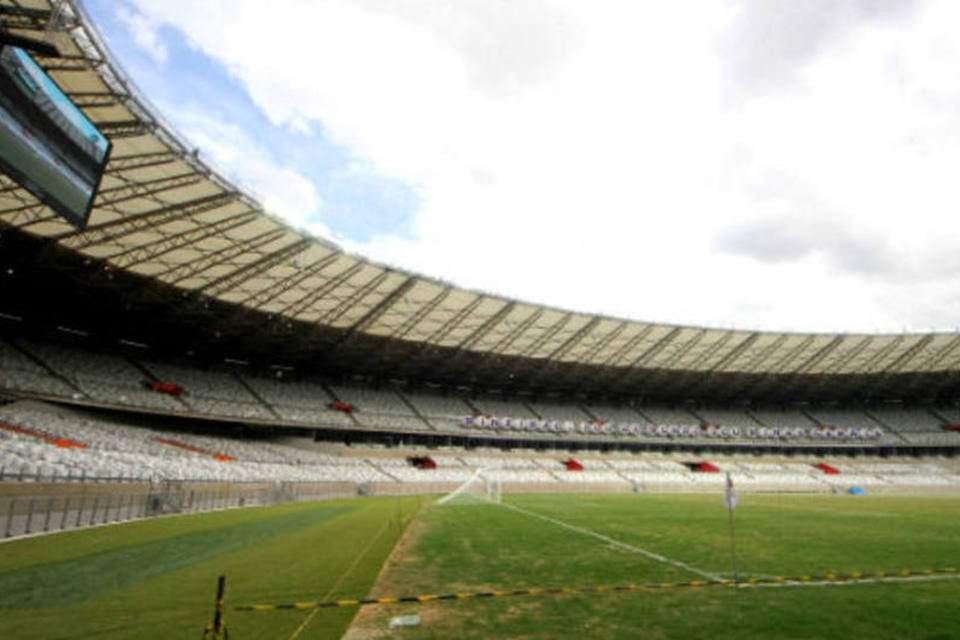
[0,493,958,639]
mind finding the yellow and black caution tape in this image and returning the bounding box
[234,566,958,612]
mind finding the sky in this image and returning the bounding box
[79,0,960,334]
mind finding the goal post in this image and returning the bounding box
[437,468,502,506]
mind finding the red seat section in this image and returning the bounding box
[0,423,86,448]
[329,402,355,413]
[814,462,840,474]
[146,380,184,396]
[407,456,436,469]
[150,437,235,461]
[564,458,583,471]
[942,425,960,432]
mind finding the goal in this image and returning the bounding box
[436,468,502,505]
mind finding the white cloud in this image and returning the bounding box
[118,0,960,333]
[160,102,327,237]
[115,4,168,63]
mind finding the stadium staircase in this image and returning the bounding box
[320,382,362,428]
[396,391,435,431]
[13,340,85,400]
[232,373,282,420]
[131,359,193,411]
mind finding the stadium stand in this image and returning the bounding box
[0,1,958,545]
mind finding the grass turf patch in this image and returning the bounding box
[0,503,351,608]
[345,493,960,639]
[0,495,423,640]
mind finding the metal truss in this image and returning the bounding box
[105,210,258,269]
[199,237,311,298]
[455,301,516,352]
[161,228,288,286]
[317,268,394,326]
[344,275,418,335]
[58,192,239,249]
[279,261,366,318]
[390,286,452,341]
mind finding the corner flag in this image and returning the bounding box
[724,473,738,511]
[724,472,740,582]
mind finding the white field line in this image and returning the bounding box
[738,573,960,590]
[288,517,392,640]
[498,501,722,582]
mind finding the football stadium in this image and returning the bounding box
[1,2,959,638]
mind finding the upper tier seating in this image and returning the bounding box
[140,362,273,421]
[0,337,956,450]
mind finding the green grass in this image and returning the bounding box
[1,493,958,639]
[0,496,423,640]
[345,494,960,639]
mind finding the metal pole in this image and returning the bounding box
[203,575,227,639]
[24,497,35,534]
[43,496,54,532]
[4,498,16,538]
[727,504,739,583]
[60,496,70,530]
[75,495,85,527]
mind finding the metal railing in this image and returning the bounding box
[0,478,358,540]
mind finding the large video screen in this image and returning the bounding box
[0,44,111,228]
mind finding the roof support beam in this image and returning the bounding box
[913,335,960,372]
[391,287,452,341]
[657,328,708,371]
[96,120,153,139]
[70,92,127,108]
[523,316,601,386]
[540,316,598,361]
[742,334,793,374]
[105,151,179,173]
[744,335,844,400]
[94,172,204,208]
[857,335,907,373]
[674,331,752,396]
[456,301,516,352]
[426,295,488,346]
[58,192,238,248]
[200,237,311,297]
[517,312,574,359]
[793,335,846,374]
[106,211,258,269]
[690,331,740,372]
[318,269,394,325]
[345,275,418,335]
[487,308,544,355]
[601,324,657,368]
[634,329,710,394]
[0,6,52,30]
[234,251,342,308]
[278,261,366,318]
[882,335,935,374]
[431,300,518,379]
[627,326,684,369]
[162,228,288,286]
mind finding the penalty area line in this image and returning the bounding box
[497,500,722,582]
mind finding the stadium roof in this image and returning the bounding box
[1,0,960,404]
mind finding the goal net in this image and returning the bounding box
[437,468,502,506]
